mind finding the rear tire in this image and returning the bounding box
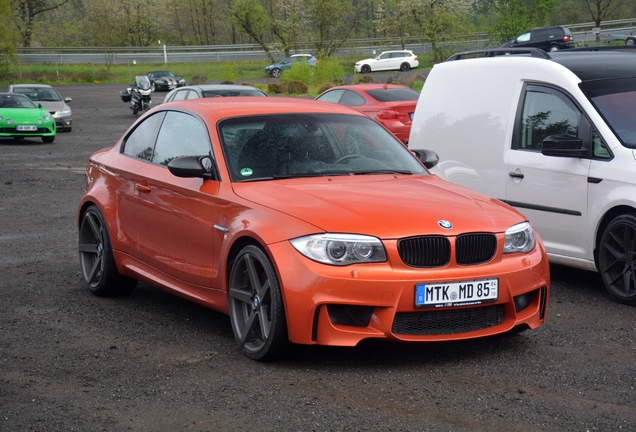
[400,62,411,71]
[78,205,137,296]
[598,214,636,305]
[549,44,560,52]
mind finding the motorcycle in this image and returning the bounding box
[119,75,152,115]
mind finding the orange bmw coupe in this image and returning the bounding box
[78,97,550,360]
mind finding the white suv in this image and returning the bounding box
[409,48,636,305]
[355,50,419,73]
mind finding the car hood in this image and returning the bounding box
[356,57,375,64]
[0,107,48,121]
[34,100,67,112]
[232,175,524,238]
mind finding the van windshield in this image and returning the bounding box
[581,78,636,148]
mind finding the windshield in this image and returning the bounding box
[0,93,37,108]
[150,71,173,78]
[12,87,61,102]
[135,76,152,90]
[580,78,636,148]
[202,89,266,97]
[219,113,428,182]
[366,88,419,102]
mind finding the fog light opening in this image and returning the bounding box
[327,304,374,327]
[514,292,534,313]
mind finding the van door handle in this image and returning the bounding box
[508,172,524,179]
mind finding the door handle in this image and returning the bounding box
[508,172,524,179]
[135,182,151,194]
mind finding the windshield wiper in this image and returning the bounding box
[352,169,414,175]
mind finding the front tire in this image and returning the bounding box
[361,65,371,74]
[400,62,411,71]
[271,68,281,78]
[627,37,635,46]
[42,136,55,143]
[78,205,137,296]
[598,214,636,305]
[228,245,288,360]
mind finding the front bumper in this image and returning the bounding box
[268,238,550,346]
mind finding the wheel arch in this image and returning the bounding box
[594,205,636,268]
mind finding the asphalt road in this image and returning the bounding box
[0,83,635,432]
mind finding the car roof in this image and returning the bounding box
[163,96,363,118]
[9,84,55,88]
[324,84,411,91]
[446,47,636,82]
[182,84,262,91]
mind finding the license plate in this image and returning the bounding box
[17,125,38,131]
[415,278,498,308]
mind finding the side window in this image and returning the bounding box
[317,89,344,104]
[518,88,580,151]
[186,91,199,100]
[517,32,531,42]
[122,112,166,161]
[172,90,188,101]
[151,111,211,166]
[339,90,366,107]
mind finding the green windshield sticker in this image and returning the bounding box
[240,168,253,177]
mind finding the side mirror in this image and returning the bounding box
[65,97,72,103]
[168,155,216,179]
[541,134,588,158]
[411,149,440,169]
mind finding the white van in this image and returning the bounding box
[409,48,636,305]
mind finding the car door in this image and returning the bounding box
[125,110,224,287]
[505,84,591,260]
[374,53,393,71]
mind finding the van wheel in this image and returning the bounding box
[228,245,288,360]
[400,62,411,71]
[361,65,371,73]
[598,214,636,305]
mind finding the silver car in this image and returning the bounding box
[5,84,72,132]
[163,84,267,103]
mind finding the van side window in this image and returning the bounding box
[518,88,580,151]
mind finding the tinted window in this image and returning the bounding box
[202,89,266,97]
[339,90,366,106]
[518,88,580,151]
[122,112,166,161]
[316,89,344,104]
[152,112,211,166]
[366,88,419,102]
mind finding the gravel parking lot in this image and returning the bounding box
[1,83,635,431]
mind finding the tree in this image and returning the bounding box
[408,0,473,63]
[307,0,359,57]
[375,0,415,49]
[482,0,558,44]
[584,0,631,41]
[229,0,274,61]
[0,0,19,77]
[12,0,70,46]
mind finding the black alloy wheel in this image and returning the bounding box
[400,62,411,71]
[228,245,288,360]
[361,65,371,74]
[598,214,636,305]
[78,205,137,296]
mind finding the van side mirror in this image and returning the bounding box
[541,134,588,158]
[411,149,440,169]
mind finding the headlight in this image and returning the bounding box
[140,89,152,96]
[44,113,52,120]
[290,233,387,265]
[56,109,71,115]
[6,118,13,124]
[503,222,536,254]
[178,79,185,84]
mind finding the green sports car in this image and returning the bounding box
[0,92,56,143]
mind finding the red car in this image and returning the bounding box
[78,97,549,360]
[315,83,419,143]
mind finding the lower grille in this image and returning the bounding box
[392,304,505,335]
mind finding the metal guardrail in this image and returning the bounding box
[15,18,636,65]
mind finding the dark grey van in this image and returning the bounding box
[501,26,574,52]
